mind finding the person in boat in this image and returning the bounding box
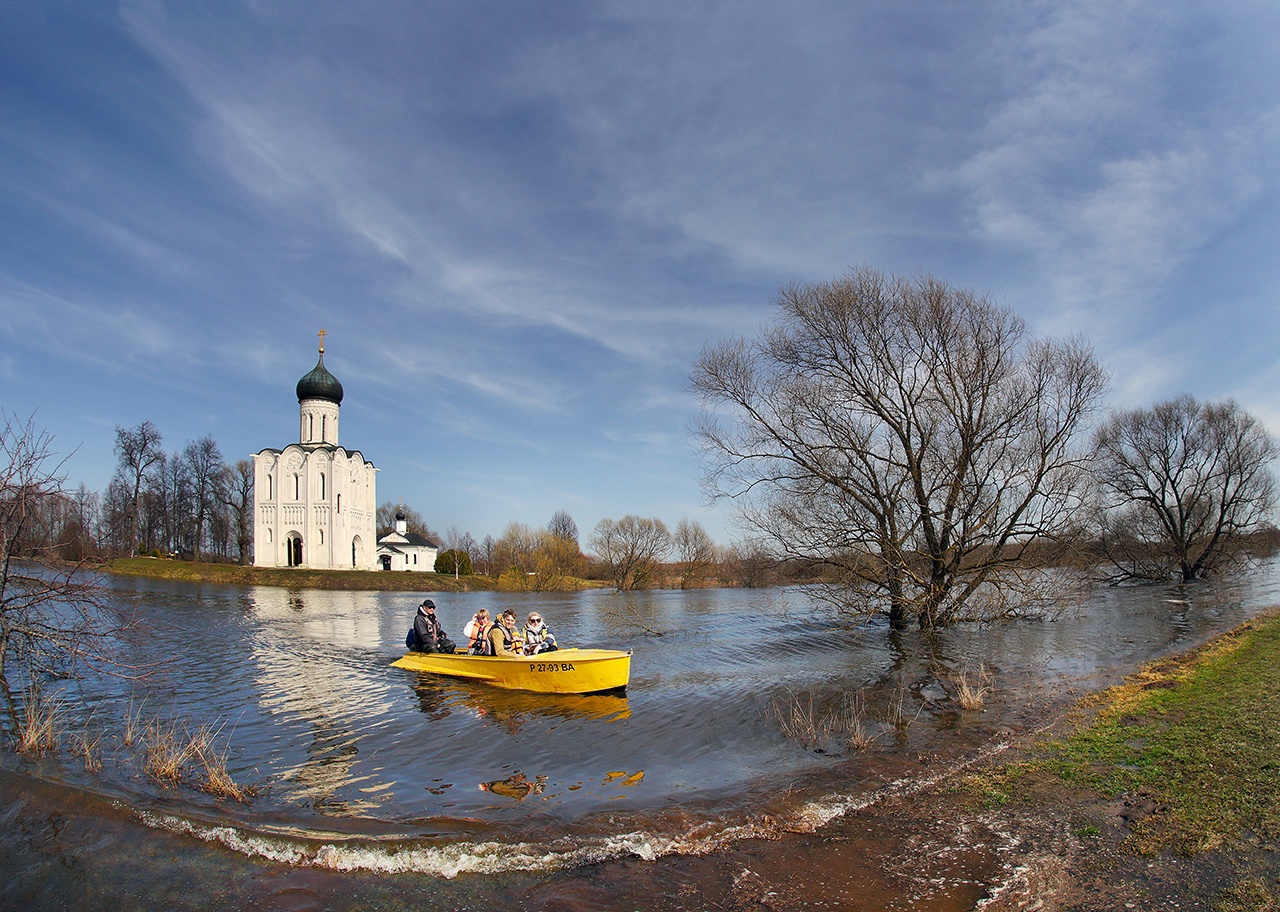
[522,612,558,654]
[412,599,456,653]
[464,609,492,654]
[487,609,525,657]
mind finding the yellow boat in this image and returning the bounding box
[391,647,632,694]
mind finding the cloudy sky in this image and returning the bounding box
[3,0,1279,547]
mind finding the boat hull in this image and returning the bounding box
[391,647,631,694]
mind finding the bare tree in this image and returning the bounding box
[221,459,254,565]
[376,501,440,542]
[112,421,163,556]
[672,518,717,588]
[479,534,496,577]
[182,436,226,562]
[590,516,671,590]
[547,510,579,545]
[692,266,1107,629]
[1093,395,1278,582]
[1,412,113,734]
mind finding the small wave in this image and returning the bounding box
[136,739,1014,877]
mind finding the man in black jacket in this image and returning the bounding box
[412,599,455,653]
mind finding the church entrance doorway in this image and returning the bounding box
[380,555,392,571]
[287,534,304,567]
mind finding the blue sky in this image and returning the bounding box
[3,1,1279,548]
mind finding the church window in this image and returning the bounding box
[319,529,325,545]
[322,415,327,439]
[267,475,273,500]
[320,472,326,500]
[337,494,342,513]
[294,474,300,499]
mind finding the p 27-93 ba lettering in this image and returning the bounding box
[529,662,575,673]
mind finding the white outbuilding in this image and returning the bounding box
[252,335,379,569]
[375,508,439,572]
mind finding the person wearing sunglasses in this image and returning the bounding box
[523,612,558,655]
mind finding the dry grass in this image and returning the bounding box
[831,691,881,750]
[16,684,62,755]
[191,723,251,802]
[885,678,924,730]
[143,717,199,785]
[772,691,828,749]
[70,717,104,772]
[951,664,993,711]
[123,696,145,747]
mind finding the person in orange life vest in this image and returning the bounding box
[464,609,492,654]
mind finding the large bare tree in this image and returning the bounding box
[220,459,254,565]
[590,516,671,590]
[692,266,1107,629]
[672,518,717,588]
[1093,395,1278,582]
[112,421,163,556]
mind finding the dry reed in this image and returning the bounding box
[771,692,829,749]
[951,664,992,711]
[71,717,104,772]
[832,691,880,750]
[143,717,198,784]
[16,684,61,755]
[191,723,250,802]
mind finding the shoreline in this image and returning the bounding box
[95,556,607,592]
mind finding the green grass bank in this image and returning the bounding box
[100,557,498,591]
[964,606,1280,908]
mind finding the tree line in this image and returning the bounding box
[9,420,254,565]
[375,502,771,590]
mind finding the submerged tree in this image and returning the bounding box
[672,518,717,588]
[1,412,114,736]
[590,516,671,590]
[692,266,1108,629]
[1093,395,1278,582]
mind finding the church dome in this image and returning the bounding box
[296,355,344,405]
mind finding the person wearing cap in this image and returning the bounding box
[412,599,455,653]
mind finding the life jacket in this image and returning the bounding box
[524,621,554,651]
[488,621,517,655]
[466,619,493,655]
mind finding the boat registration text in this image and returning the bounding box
[530,662,575,673]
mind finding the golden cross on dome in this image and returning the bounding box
[317,328,327,354]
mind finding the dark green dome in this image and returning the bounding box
[296,355,344,405]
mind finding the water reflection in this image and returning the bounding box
[408,676,632,729]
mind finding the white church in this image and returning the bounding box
[252,335,380,569]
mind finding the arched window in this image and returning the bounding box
[267,474,273,500]
[294,474,300,499]
[337,494,342,513]
[320,472,326,500]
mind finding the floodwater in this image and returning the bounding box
[3,560,1279,910]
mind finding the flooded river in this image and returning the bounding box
[3,560,1279,909]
